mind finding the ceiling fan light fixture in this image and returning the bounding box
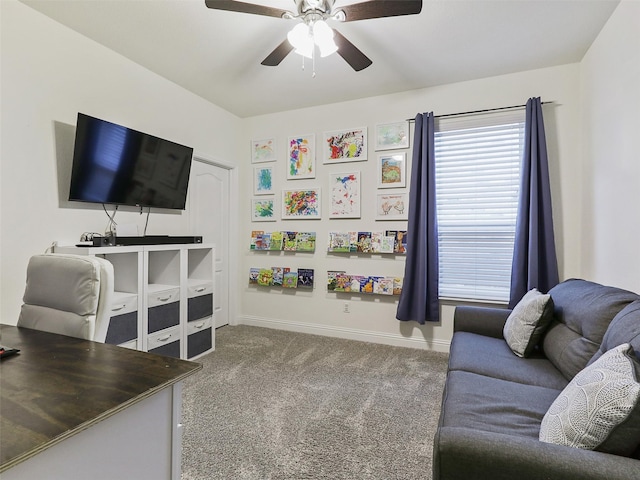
[287,23,313,58]
[313,20,338,57]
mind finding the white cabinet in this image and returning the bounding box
[54,243,215,359]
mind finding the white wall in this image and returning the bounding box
[239,64,583,350]
[3,0,635,351]
[580,0,640,293]
[0,1,241,324]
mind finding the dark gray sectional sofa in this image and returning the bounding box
[433,279,640,480]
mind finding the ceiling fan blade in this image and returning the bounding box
[337,0,422,22]
[261,39,295,66]
[204,0,291,18]
[333,30,372,72]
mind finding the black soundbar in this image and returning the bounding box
[93,235,203,246]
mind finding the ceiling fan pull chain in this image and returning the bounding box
[312,47,316,78]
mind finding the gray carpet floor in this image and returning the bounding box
[181,325,449,480]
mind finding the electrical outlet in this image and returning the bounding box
[343,302,350,313]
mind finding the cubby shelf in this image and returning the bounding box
[54,243,215,360]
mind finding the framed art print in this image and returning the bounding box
[323,127,367,164]
[329,171,361,218]
[253,165,274,195]
[287,134,315,179]
[375,121,410,151]
[282,189,321,219]
[251,138,277,163]
[377,153,406,188]
[251,197,276,222]
[376,192,408,220]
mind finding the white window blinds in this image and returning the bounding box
[434,110,525,302]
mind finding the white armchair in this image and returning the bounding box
[17,254,114,342]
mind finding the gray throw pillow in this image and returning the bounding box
[503,288,554,357]
[539,343,640,456]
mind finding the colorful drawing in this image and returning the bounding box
[323,127,367,163]
[375,121,410,151]
[251,138,276,163]
[329,171,361,218]
[287,135,315,179]
[377,153,406,188]
[251,198,276,222]
[282,189,321,219]
[376,192,408,220]
[254,166,273,195]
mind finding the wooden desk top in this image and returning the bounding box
[0,325,202,472]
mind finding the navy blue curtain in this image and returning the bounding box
[397,112,439,324]
[509,97,559,307]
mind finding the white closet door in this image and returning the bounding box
[188,159,230,328]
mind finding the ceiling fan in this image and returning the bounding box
[204,0,423,72]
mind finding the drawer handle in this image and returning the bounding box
[157,295,172,302]
[111,304,127,312]
[194,322,205,329]
[157,334,172,342]
[195,287,206,293]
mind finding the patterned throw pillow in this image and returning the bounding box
[539,343,640,456]
[503,288,554,357]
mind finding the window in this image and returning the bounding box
[434,110,525,302]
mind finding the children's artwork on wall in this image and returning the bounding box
[376,192,408,220]
[287,134,315,179]
[282,189,321,219]
[251,197,276,222]
[323,127,367,163]
[329,171,361,218]
[375,121,410,151]
[253,165,274,195]
[377,153,406,188]
[251,138,277,163]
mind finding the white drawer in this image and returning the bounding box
[147,287,180,308]
[188,281,213,298]
[187,316,213,335]
[110,292,138,316]
[147,326,180,350]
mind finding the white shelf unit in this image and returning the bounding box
[54,243,215,360]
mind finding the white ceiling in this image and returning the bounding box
[21,0,619,118]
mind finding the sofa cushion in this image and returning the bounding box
[543,279,640,380]
[590,301,640,365]
[440,370,561,439]
[504,288,554,357]
[539,343,640,456]
[449,332,569,390]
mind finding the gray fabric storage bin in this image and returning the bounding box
[188,294,213,321]
[148,301,180,333]
[149,340,180,358]
[188,327,212,358]
[105,311,137,345]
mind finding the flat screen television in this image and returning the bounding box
[69,113,194,210]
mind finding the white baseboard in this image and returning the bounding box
[236,315,451,353]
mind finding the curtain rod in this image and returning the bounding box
[406,101,553,122]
